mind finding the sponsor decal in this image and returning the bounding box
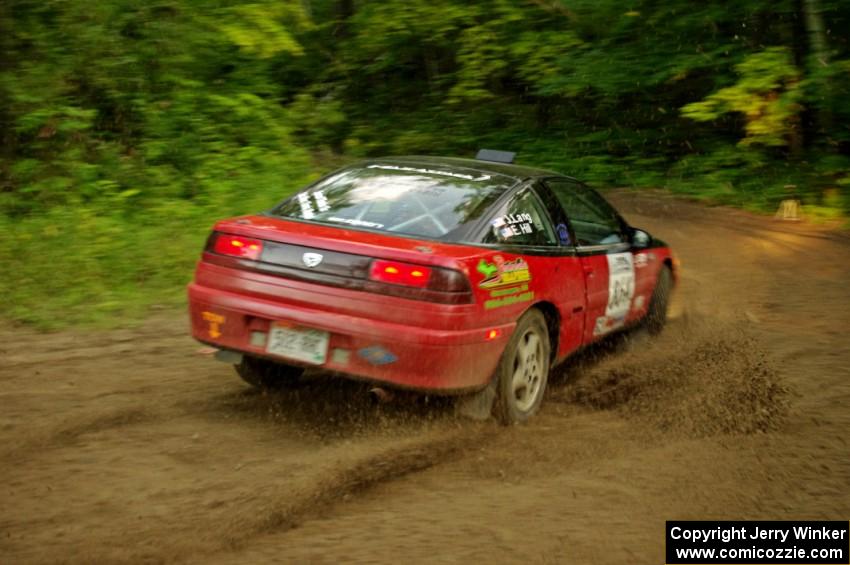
[313,190,330,212]
[297,192,315,219]
[326,216,384,229]
[201,311,225,338]
[477,256,532,289]
[476,259,499,279]
[358,346,398,366]
[605,252,635,319]
[297,191,331,219]
[484,288,534,310]
[634,253,648,268]
[556,223,571,245]
[592,253,635,336]
[632,295,646,310]
[478,256,535,309]
[593,314,626,336]
[489,283,529,298]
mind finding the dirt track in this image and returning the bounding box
[2,192,849,564]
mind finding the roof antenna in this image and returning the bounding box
[475,149,516,164]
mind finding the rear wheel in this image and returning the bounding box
[645,266,673,335]
[235,356,304,390]
[493,309,551,425]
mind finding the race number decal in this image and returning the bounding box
[605,252,635,319]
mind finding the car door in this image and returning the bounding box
[477,184,585,359]
[543,178,636,344]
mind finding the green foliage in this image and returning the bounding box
[289,92,348,149]
[2,0,850,328]
[682,48,803,147]
[215,2,310,58]
[0,0,313,327]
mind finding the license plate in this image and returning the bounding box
[266,323,329,365]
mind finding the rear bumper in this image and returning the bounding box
[188,282,513,392]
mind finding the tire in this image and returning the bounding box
[645,266,673,335]
[235,355,304,390]
[493,309,551,425]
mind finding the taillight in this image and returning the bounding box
[203,233,473,304]
[367,259,472,303]
[212,234,264,260]
[370,260,431,288]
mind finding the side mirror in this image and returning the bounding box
[630,228,652,249]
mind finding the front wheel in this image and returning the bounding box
[235,356,304,390]
[493,309,551,425]
[644,266,673,335]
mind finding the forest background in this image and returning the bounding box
[2,0,848,327]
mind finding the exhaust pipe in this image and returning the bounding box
[368,387,394,404]
[213,349,243,365]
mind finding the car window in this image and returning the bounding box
[545,179,625,246]
[271,163,514,241]
[482,188,557,246]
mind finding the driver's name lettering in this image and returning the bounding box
[492,213,535,239]
[505,223,533,237]
[500,213,533,225]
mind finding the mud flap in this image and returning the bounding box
[214,349,243,365]
[455,379,497,421]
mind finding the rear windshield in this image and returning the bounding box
[271,163,514,240]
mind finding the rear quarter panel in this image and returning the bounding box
[461,251,586,362]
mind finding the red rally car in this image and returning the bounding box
[188,151,676,423]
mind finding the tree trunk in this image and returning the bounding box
[802,0,833,135]
[0,1,13,160]
[336,0,354,38]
